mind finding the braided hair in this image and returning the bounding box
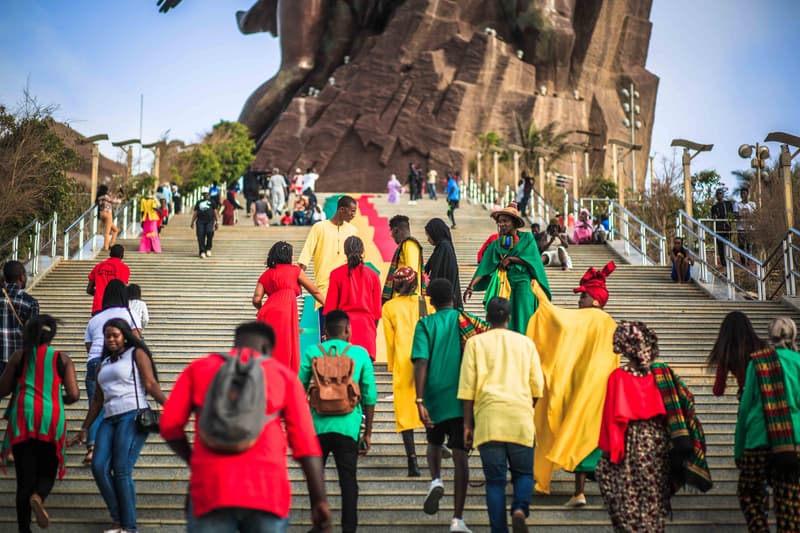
[344,236,364,274]
[266,241,293,268]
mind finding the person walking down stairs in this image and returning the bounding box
[190,188,219,259]
[458,297,544,533]
[0,315,80,533]
[382,267,429,477]
[735,317,800,532]
[412,279,473,533]
[299,311,377,533]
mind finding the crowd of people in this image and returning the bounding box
[0,186,798,533]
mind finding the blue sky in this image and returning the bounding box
[2,1,799,188]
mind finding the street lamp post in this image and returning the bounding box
[112,139,142,182]
[609,139,642,208]
[670,139,714,218]
[79,134,109,208]
[764,131,800,230]
[738,142,771,209]
[621,83,642,194]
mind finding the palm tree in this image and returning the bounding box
[513,114,571,176]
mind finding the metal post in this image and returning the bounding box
[537,157,545,219]
[725,247,735,300]
[122,205,129,238]
[682,148,693,218]
[91,212,98,252]
[493,151,499,193]
[12,236,18,261]
[640,223,647,265]
[563,190,568,226]
[32,221,41,276]
[51,212,58,259]
[698,227,708,283]
[784,237,796,297]
[90,144,100,209]
[623,212,630,256]
[659,236,666,266]
[570,151,579,212]
[78,218,85,260]
[757,263,765,301]
[609,207,616,240]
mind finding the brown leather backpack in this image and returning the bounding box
[308,344,361,415]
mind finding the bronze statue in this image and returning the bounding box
[158,0,399,144]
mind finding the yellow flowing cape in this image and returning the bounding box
[527,281,619,493]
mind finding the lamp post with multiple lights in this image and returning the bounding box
[737,142,771,209]
[112,139,141,181]
[621,83,642,193]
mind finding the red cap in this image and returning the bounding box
[573,261,616,308]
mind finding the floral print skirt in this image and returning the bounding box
[596,417,671,532]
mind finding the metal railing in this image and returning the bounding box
[0,214,60,281]
[608,201,667,266]
[676,210,765,300]
[782,229,800,298]
[62,198,142,260]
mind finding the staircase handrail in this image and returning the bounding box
[62,197,142,261]
[600,199,667,266]
[0,214,60,282]
[676,209,765,300]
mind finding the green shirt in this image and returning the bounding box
[299,339,378,442]
[735,347,800,460]
[411,308,463,424]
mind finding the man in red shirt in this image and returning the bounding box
[160,321,331,532]
[86,244,130,315]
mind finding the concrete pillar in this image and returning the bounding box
[682,148,692,218]
[90,144,100,207]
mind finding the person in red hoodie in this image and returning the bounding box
[160,321,331,532]
[86,245,130,315]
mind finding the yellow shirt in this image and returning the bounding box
[457,328,544,448]
[297,220,358,306]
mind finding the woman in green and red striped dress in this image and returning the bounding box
[0,315,80,532]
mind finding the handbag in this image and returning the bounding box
[131,349,160,434]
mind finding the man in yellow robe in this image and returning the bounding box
[383,266,430,477]
[526,264,619,495]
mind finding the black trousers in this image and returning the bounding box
[13,439,58,533]
[195,221,215,254]
[318,433,359,533]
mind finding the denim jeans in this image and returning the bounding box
[189,506,289,533]
[478,441,534,533]
[91,410,148,532]
[85,358,104,447]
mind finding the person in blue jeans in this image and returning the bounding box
[70,318,166,533]
[458,298,544,533]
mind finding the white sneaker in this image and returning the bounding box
[199,252,206,258]
[450,518,472,533]
[423,478,444,515]
[205,250,212,257]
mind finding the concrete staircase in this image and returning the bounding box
[2,195,797,532]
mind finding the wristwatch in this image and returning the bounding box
[415,398,424,404]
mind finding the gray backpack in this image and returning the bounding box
[198,352,273,454]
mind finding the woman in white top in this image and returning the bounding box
[82,279,141,464]
[71,318,166,533]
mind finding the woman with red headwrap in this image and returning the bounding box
[382,266,431,477]
[526,262,620,500]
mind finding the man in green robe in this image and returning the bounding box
[464,204,551,334]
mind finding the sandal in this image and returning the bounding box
[83,445,94,465]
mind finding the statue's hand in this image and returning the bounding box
[157,0,183,13]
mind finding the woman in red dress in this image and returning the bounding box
[252,241,324,372]
[324,236,382,360]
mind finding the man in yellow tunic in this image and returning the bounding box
[382,215,424,303]
[526,266,619,495]
[297,195,358,308]
[382,266,430,476]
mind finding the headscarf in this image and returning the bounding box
[573,261,616,308]
[424,218,452,245]
[392,266,416,283]
[424,218,462,308]
[613,321,659,371]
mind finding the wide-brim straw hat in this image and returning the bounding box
[490,203,525,228]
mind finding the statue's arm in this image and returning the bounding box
[156,0,183,14]
[236,0,279,36]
